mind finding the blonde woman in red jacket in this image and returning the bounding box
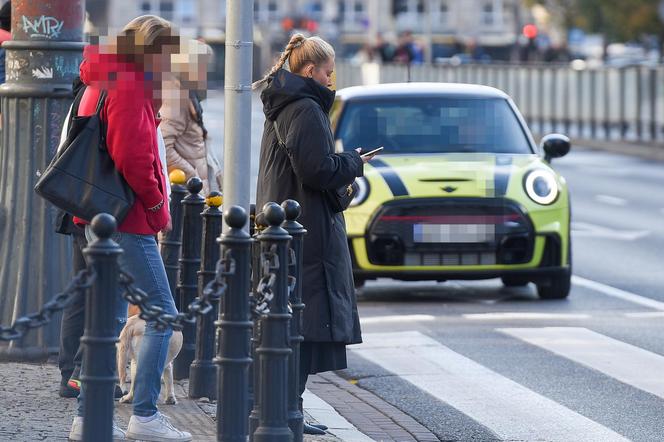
[69,15,191,442]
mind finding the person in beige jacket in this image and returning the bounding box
[160,42,221,196]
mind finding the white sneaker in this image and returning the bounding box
[126,412,192,441]
[69,416,127,441]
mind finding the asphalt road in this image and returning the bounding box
[204,92,664,441]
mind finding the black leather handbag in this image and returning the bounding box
[35,90,135,223]
[273,120,357,213]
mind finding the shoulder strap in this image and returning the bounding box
[272,119,286,147]
[95,90,107,114]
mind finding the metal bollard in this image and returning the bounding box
[81,214,122,442]
[281,200,306,442]
[160,169,188,300]
[173,177,205,380]
[249,211,268,439]
[189,191,224,399]
[253,203,294,442]
[216,206,253,442]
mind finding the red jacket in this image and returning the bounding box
[74,45,170,235]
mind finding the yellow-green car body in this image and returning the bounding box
[331,83,571,299]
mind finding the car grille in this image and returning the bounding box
[365,198,534,267]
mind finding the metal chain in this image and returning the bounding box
[0,269,96,341]
[252,244,279,317]
[118,250,232,331]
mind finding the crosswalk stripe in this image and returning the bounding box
[351,331,628,442]
[500,327,664,400]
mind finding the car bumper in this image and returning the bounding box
[348,197,569,282]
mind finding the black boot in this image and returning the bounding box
[303,422,326,435]
[309,422,328,431]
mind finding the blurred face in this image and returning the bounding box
[303,58,335,88]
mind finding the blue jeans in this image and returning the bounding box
[77,227,177,418]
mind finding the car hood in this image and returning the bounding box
[365,153,544,199]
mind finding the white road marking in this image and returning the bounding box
[595,194,627,206]
[624,312,664,318]
[351,331,628,442]
[360,314,436,325]
[573,275,664,311]
[501,327,664,400]
[463,312,591,320]
[303,389,375,442]
[571,222,649,241]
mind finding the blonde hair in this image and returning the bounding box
[116,15,177,60]
[252,33,335,89]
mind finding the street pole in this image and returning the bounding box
[222,0,254,233]
[0,0,85,361]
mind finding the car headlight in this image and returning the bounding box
[350,177,370,207]
[524,169,559,205]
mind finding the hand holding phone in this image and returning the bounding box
[360,146,384,158]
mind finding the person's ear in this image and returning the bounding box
[305,63,315,78]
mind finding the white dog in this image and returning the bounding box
[117,314,183,405]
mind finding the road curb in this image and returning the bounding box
[308,371,439,442]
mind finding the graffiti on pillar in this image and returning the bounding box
[21,15,64,39]
[32,67,54,79]
[6,55,29,81]
[54,55,81,78]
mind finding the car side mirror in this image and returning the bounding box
[540,134,571,162]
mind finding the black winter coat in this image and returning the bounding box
[256,69,364,344]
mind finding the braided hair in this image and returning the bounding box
[252,33,335,89]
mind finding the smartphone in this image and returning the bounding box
[360,146,384,157]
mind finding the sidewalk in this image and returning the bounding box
[0,362,440,441]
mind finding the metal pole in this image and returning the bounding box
[189,191,224,399]
[0,0,84,361]
[160,170,188,301]
[216,205,253,442]
[222,0,254,232]
[249,211,267,440]
[81,214,122,442]
[173,177,205,380]
[281,200,306,442]
[253,203,293,442]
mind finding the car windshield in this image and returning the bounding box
[335,97,533,155]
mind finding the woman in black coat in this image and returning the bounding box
[254,33,376,434]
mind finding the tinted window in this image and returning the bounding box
[336,97,532,154]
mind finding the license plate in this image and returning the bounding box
[413,224,495,243]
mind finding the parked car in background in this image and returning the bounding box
[331,83,572,299]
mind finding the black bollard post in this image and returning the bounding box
[253,203,293,442]
[189,191,224,399]
[249,211,267,440]
[81,214,122,442]
[160,170,188,300]
[281,200,306,442]
[216,206,253,442]
[173,177,205,380]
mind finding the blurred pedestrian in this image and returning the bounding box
[68,15,191,442]
[374,33,395,63]
[253,33,375,435]
[160,40,221,196]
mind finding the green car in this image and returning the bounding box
[331,83,571,299]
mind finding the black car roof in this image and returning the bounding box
[336,82,510,101]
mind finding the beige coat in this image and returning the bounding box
[160,83,221,196]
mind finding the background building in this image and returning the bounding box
[83,0,532,84]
